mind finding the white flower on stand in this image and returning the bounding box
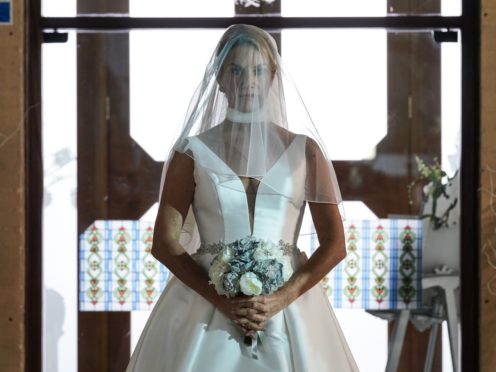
[423,182,434,197]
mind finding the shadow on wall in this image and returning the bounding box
[44,288,65,372]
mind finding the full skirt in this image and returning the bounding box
[126,276,359,372]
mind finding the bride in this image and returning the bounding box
[126,24,359,371]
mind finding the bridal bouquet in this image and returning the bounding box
[208,236,294,298]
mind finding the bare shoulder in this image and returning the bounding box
[168,150,194,172]
[162,151,195,200]
[158,150,195,222]
[304,136,322,156]
[269,122,300,145]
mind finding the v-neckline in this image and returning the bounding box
[192,134,301,235]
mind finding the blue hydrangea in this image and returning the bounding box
[223,271,240,296]
[252,259,284,294]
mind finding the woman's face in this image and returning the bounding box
[217,44,274,113]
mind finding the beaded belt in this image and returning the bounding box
[191,237,298,259]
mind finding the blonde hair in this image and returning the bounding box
[215,24,278,75]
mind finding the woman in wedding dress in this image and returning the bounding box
[126,24,359,372]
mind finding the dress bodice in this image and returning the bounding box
[186,134,307,246]
[127,135,360,372]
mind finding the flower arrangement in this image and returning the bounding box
[407,155,458,230]
[208,236,294,298]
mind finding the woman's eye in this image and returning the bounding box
[231,66,243,76]
[254,66,267,75]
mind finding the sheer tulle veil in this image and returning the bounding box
[157,24,346,255]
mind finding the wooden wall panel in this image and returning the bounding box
[480,0,496,370]
[384,32,442,372]
[0,0,26,371]
[1,1,491,370]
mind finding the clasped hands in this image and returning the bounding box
[217,252,307,338]
[224,289,293,339]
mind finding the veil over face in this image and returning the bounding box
[216,43,274,113]
[159,24,345,250]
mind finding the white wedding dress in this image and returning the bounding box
[126,134,360,372]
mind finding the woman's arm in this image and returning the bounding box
[281,201,347,301]
[151,151,216,301]
[282,135,347,301]
[152,151,249,332]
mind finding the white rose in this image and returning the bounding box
[239,272,263,296]
[220,246,234,263]
[253,247,270,260]
[269,245,283,260]
[208,258,227,293]
[281,257,294,281]
[254,242,283,261]
[208,258,223,279]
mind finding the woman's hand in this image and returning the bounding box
[231,288,296,337]
[229,253,309,337]
[213,295,255,336]
[213,251,311,338]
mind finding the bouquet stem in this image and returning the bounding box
[244,335,252,346]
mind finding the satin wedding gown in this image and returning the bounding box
[126,134,360,372]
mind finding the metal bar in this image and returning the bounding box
[423,323,439,372]
[26,0,43,370]
[460,0,480,371]
[385,310,411,372]
[40,16,463,31]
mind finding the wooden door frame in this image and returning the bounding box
[28,2,480,371]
